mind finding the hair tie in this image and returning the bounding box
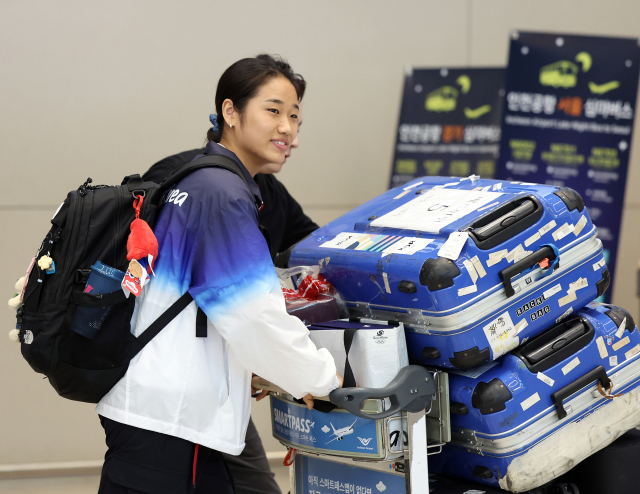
[209,114,220,133]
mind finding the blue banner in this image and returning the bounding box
[495,32,640,302]
[271,396,381,457]
[294,455,406,494]
[390,67,505,188]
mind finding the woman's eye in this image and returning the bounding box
[268,108,279,114]
[291,114,298,119]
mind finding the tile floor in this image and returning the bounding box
[0,465,290,493]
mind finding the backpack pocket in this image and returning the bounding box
[50,291,137,403]
[69,290,128,336]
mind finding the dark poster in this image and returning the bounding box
[496,32,640,302]
[390,67,505,188]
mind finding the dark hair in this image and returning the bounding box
[207,54,306,143]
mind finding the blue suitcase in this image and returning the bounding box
[428,303,640,492]
[288,176,609,369]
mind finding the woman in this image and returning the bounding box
[96,55,342,494]
[142,109,315,494]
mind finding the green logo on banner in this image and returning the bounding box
[425,75,472,113]
[425,86,458,112]
[464,105,492,119]
[539,51,592,88]
[588,80,621,94]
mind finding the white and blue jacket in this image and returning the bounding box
[97,142,339,455]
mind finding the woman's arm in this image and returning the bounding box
[189,195,338,399]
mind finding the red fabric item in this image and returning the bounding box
[126,218,158,268]
[192,443,199,486]
[283,447,297,466]
[292,275,331,301]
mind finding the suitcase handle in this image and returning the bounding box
[499,244,559,298]
[513,317,594,373]
[471,199,536,241]
[466,196,543,250]
[328,365,436,420]
[551,366,610,420]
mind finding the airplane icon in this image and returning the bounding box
[325,419,357,444]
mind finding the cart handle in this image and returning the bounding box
[329,365,436,420]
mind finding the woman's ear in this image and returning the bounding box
[221,99,235,128]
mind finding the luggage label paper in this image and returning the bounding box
[438,232,469,260]
[562,357,581,375]
[596,336,609,359]
[615,317,627,339]
[483,311,520,359]
[521,392,541,411]
[625,344,640,360]
[370,188,503,233]
[320,232,432,257]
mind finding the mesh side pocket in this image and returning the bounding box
[60,295,136,370]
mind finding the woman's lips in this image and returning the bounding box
[271,140,288,152]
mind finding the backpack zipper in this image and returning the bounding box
[55,192,83,304]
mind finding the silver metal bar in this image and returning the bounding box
[405,409,429,494]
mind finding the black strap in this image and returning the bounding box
[291,327,358,415]
[157,154,247,197]
[196,307,207,338]
[155,154,262,212]
[132,291,195,353]
[131,156,259,350]
[343,328,357,388]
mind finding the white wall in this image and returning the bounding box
[1,0,639,464]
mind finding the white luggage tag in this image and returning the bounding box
[121,259,149,297]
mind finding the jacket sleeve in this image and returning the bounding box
[188,196,339,399]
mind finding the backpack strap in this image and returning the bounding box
[131,291,196,355]
[157,154,246,196]
[136,154,260,344]
[195,307,208,338]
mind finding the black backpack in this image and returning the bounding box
[15,154,257,403]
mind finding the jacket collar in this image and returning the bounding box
[203,141,262,204]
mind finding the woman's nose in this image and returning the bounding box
[279,117,292,135]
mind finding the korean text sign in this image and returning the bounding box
[495,32,640,302]
[391,67,505,188]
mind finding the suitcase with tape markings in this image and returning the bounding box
[428,303,640,492]
[287,177,609,369]
[556,428,640,494]
[428,474,579,494]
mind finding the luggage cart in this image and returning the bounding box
[259,366,450,494]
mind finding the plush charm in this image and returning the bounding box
[8,295,21,310]
[37,255,53,270]
[14,277,26,293]
[127,218,158,269]
[8,277,27,310]
[8,329,20,342]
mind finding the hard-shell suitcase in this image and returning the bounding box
[288,176,609,369]
[428,474,579,494]
[557,428,640,494]
[428,303,640,492]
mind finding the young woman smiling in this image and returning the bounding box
[96,55,341,494]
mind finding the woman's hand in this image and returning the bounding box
[251,373,269,401]
[301,373,344,410]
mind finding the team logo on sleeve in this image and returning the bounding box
[164,188,189,207]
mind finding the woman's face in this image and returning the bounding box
[229,76,300,172]
[260,113,302,175]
